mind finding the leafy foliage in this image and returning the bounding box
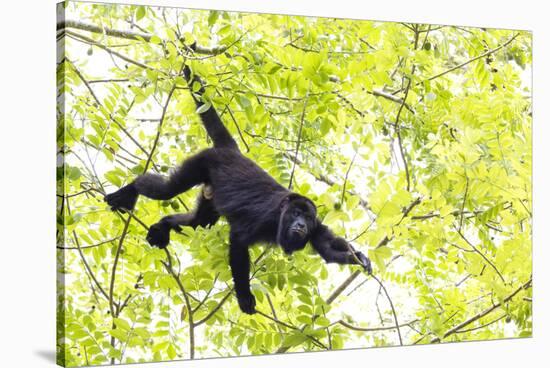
[56,1,532,366]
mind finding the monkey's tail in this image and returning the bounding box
[182,62,239,151]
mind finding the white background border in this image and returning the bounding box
[0,1,547,367]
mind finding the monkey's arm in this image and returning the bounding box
[310,222,372,274]
[146,194,220,249]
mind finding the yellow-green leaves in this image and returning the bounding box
[135,6,146,21]
[58,2,531,364]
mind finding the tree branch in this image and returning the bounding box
[326,271,361,305]
[58,19,228,55]
[431,277,531,343]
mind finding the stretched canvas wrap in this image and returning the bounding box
[56,1,533,366]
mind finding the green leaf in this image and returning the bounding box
[282,332,308,347]
[104,171,122,187]
[136,6,146,21]
[150,35,162,44]
[315,316,330,327]
[167,343,177,359]
[208,11,219,27]
[114,318,131,331]
[108,329,127,342]
[196,102,212,114]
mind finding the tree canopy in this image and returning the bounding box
[56,2,532,366]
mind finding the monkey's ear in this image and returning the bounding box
[281,193,300,210]
[280,196,290,210]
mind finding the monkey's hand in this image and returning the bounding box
[146,222,171,249]
[105,184,138,212]
[237,292,257,315]
[354,251,372,274]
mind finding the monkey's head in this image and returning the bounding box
[277,193,317,255]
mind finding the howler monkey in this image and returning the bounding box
[105,64,371,314]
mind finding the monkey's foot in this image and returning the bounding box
[237,292,257,315]
[105,184,138,212]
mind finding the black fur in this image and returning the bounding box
[105,64,371,314]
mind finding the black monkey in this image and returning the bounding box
[105,65,371,314]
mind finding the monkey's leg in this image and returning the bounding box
[228,233,256,315]
[146,194,219,249]
[105,150,213,211]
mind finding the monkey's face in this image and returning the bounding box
[278,195,317,255]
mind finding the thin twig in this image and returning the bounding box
[371,274,403,345]
[423,33,520,84]
[283,152,372,212]
[455,227,506,283]
[108,217,132,318]
[144,63,184,171]
[431,277,531,343]
[161,249,195,359]
[459,178,469,231]
[393,33,521,94]
[394,77,412,192]
[71,231,111,302]
[107,215,132,364]
[57,236,121,250]
[56,188,95,199]
[455,314,506,334]
[193,291,233,327]
[288,89,310,190]
[256,310,329,350]
[67,59,151,158]
[337,319,418,332]
[265,294,283,334]
[340,151,358,206]
[256,310,297,331]
[66,31,159,72]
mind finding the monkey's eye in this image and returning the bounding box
[293,210,300,218]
